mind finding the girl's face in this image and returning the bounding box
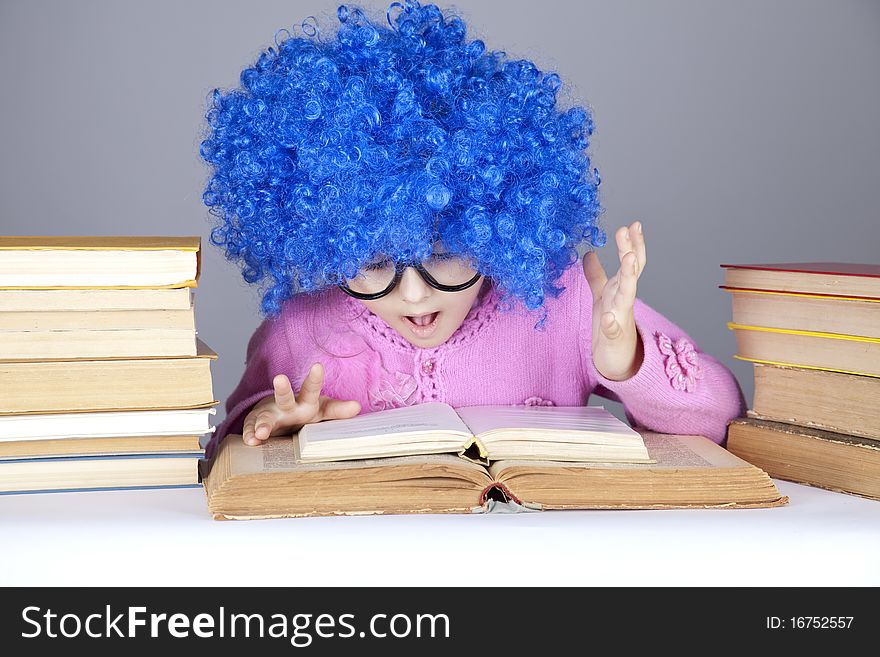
[357,266,485,349]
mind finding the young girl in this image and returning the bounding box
[200,1,746,460]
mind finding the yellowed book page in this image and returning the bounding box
[206,436,492,519]
[1,456,199,492]
[456,405,644,445]
[0,337,216,364]
[0,329,198,359]
[0,250,197,287]
[0,309,195,331]
[226,435,490,485]
[490,433,749,478]
[298,402,472,446]
[0,435,202,459]
[0,288,192,312]
[491,432,786,509]
[0,358,215,413]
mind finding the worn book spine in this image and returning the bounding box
[729,323,880,378]
[749,363,880,440]
[724,288,880,338]
[0,357,217,413]
[0,452,204,494]
[0,288,193,312]
[720,262,880,299]
[0,330,198,359]
[727,417,880,501]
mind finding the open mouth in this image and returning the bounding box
[404,311,440,336]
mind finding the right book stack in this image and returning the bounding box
[720,262,880,501]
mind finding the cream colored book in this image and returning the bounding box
[202,432,787,520]
[0,309,195,331]
[296,402,652,464]
[0,236,200,289]
[0,339,217,413]
[0,452,202,494]
[0,308,198,358]
[0,287,192,312]
[0,435,204,461]
[0,329,198,359]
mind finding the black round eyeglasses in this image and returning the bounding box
[338,258,482,301]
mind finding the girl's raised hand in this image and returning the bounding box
[582,221,647,381]
[241,362,362,446]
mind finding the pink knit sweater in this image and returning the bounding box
[206,265,745,459]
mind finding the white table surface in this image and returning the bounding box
[2,479,878,587]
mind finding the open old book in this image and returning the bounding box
[202,430,788,520]
[296,402,652,464]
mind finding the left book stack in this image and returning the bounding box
[0,236,218,494]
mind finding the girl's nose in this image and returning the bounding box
[397,267,432,304]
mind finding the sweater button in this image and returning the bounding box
[421,359,435,375]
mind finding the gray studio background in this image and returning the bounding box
[1,0,878,428]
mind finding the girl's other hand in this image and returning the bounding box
[582,221,647,381]
[241,363,362,446]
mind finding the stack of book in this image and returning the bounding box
[0,236,218,495]
[720,262,880,501]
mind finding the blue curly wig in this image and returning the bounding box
[200,0,605,318]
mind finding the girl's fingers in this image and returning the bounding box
[602,268,622,306]
[253,409,277,442]
[242,413,257,445]
[582,250,607,301]
[295,363,325,408]
[242,409,275,446]
[601,311,623,340]
[615,225,631,265]
[273,374,298,412]
[585,221,646,307]
[615,222,646,276]
[613,252,639,310]
[632,221,647,274]
[320,398,362,422]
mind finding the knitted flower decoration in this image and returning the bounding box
[655,331,703,392]
[368,371,419,410]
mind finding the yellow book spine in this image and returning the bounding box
[727,323,880,344]
[732,355,880,379]
[720,286,880,303]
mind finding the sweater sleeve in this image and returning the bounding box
[204,312,295,460]
[577,272,747,445]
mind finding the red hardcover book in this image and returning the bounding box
[719,262,880,300]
